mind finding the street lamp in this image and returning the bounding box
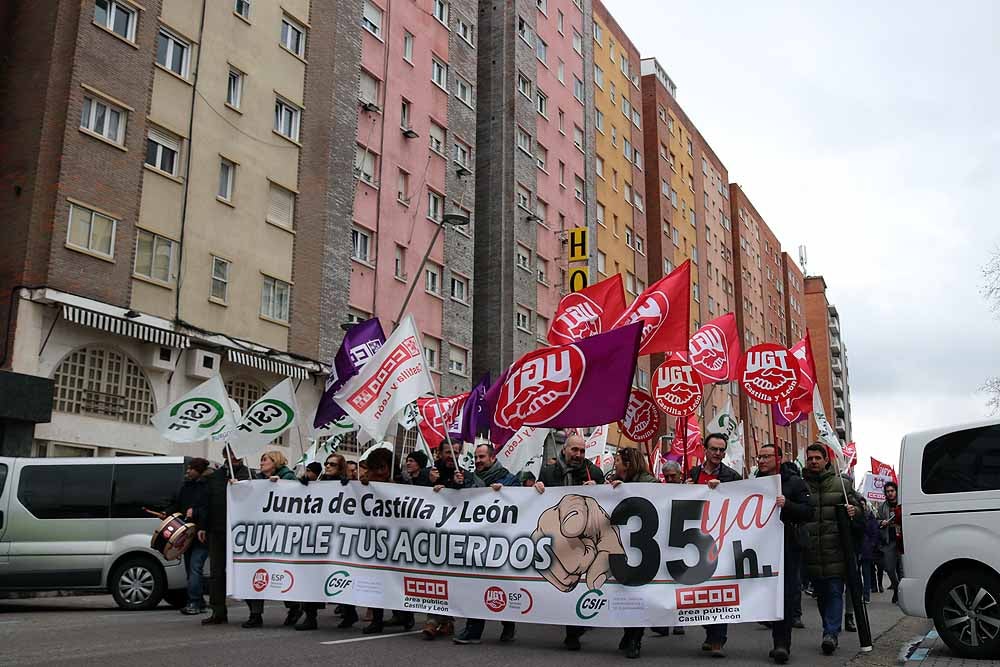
[393,213,470,327]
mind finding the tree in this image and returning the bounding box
[983,249,1000,414]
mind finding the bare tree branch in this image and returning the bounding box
[984,247,1000,315]
[983,377,1000,415]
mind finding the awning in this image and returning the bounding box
[62,304,190,349]
[225,349,310,380]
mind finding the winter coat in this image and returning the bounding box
[860,513,880,561]
[802,464,864,578]
[538,452,605,487]
[170,474,209,528]
[687,461,742,484]
[756,462,812,552]
[405,468,434,487]
[265,465,297,481]
[476,461,520,487]
[875,500,899,546]
[433,461,484,489]
[614,470,659,484]
[204,463,251,533]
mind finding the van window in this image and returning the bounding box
[922,425,1000,494]
[17,465,112,519]
[111,463,185,518]
[0,463,7,495]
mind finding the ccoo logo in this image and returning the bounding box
[494,346,586,430]
[652,358,703,417]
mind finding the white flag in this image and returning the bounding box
[495,426,548,479]
[714,399,745,473]
[359,440,392,462]
[333,315,433,442]
[584,425,609,466]
[151,375,239,443]
[296,440,319,467]
[812,385,844,465]
[227,379,300,459]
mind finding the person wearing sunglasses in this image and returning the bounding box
[686,433,742,657]
[755,443,813,664]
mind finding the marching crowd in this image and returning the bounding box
[168,434,902,663]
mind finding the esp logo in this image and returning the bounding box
[484,586,507,613]
[404,577,449,600]
[252,569,269,593]
[675,584,740,610]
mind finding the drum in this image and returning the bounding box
[151,513,196,561]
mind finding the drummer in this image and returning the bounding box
[170,457,210,615]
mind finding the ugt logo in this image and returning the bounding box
[494,346,586,430]
[550,294,602,344]
[251,569,269,593]
[740,343,798,403]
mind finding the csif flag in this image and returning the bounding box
[314,317,386,428]
[151,375,240,443]
[689,313,741,383]
[547,273,626,345]
[611,260,691,356]
[226,379,301,459]
[485,323,642,445]
[773,331,817,425]
[812,385,844,465]
[333,315,433,442]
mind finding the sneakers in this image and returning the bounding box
[362,622,383,635]
[421,621,439,641]
[892,591,899,604]
[791,618,805,629]
[702,641,713,652]
[710,643,725,658]
[624,637,641,659]
[672,627,685,635]
[821,634,838,655]
[772,646,789,664]
[499,623,516,643]
[844,614,857,633]
[453,629,482,645]
[181,604,201,616]
[201,612,227,625]
[241,614,262,629]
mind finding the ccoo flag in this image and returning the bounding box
[333,315,433,443]
[314,318,386,429]
[612,260,691,356]
[151,375,240,443]
[547,273,626,345]
[485,323,642,445]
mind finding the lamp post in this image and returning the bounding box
[393,213,470,327]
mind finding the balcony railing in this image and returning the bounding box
[834,377,844,394]
[831,357,843,373]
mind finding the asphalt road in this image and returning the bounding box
[0,588,921,666]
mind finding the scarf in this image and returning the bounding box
[478,461,511,486]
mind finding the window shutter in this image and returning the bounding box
[148,127,178,151]
[268,183,294,227]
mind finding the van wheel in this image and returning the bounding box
[932,569,1000,659]
[110,556,165,611]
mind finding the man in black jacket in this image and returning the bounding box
[171,458,210,615]
[755,443,813,664]
[199,446,251,625]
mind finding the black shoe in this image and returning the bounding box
[401,615,415,631]
[892,591,899,604]
[821,634,837,655]
[650,626,671,637]
[362,622,384,635]
[792,618,805,629]
[844,615,857,633]
[283,608,303,627]
[181,604,201,616]
[564,635,581,651]
[295,615,318,631]
[773,647,789,664]
[202,612,227,625]
[500,623,516,643]
[453,629,482,645]
[672,627,685,635]
[337,609,359,629]
[758,621,773,629]
[242,614,263,628]
[618,634,628,650]
[625,638,641,659]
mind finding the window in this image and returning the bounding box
[593,21,603,43]
[596,202,605,226]
[156,29,189,77]
[516,306,531,332]
[354,146,376,184]
[396,169,410,203]
[632,109,641,128]
[534,199,548,225]
[448,346,468,376]
[671,188,678,208]
[517,72,532,98]
[558,161,565,185]
[535,36,547,63]
[536,314,549,341]
[595,108,604,132]
[351,227,372,262]
[425,263,442,294]
[80,94,126,145]
[516,184,531,210]
[226,66,244,108]
[597,251,606,274]
[573,76,583,102]
[454,140,471,169]
[234,0,251,20]
[625,226,634,248]
[922,425,1000,494]
[624,182,632,203]
[433,0,448,24]
[516,126,532,154]
[664,258,674,274]
[535,144,547,171]
[558,109,565,133]
[457,18,474,45]
[594,64,604,88]
[111,463,184,519]
[595,155,604,178]
[218,158,235,200]
[427,190,444,221]
[393,245,407,279]
[450,274,468,302]
[134,229,174,282]
[281,14,306,57]
[611,125,617,147]
[535,89,547,116]
[267,182,295,227]
[536,255,548,284]
[260,276,291,321]
[573,125,583,151]
[516,245,530,270]
[635,235,644,254]
[671,226,679,246]
[424,337,440,370]
[431,57,448,88]
[359,70,379,106]
[517,16,533,44]
[572,29,582,54]
[429,122,445,154]
[557,59,565,83]
[455,76,473,106]
[574,175,584,201]
[53,346,155,424]
[362,0,383,37]
[18,465,112,520]
[94,0,137,41]
[403,31,414,62]
[211,256,230,302]
[687,138,693,156]
[622,97,631,119]
[273,96,301,141]
[625,272,635,294]
[399,99,412,129]
[536,0,547,12]
[145,127,178,175]
[693,283,700,302]
[67,202,116,257]
[691,247,698,264]
[636,368,650,390]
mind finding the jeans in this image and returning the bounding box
[883,547,901,590]
[207,532,226,615]
[705,623,728,645]
[772,549,802,650]
[463,618,514,639]
[860,559,874,601]
[184,541,209,607]
[812,576,845,636]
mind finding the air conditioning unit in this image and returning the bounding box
[186,349,221,380]
[141,344,178,374]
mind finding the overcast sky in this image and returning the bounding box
[606,1,1000,468]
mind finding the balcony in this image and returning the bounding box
[836,418,846,432]
[830,337,842,356]
[834,377,844,394]
[829,317,840,336]
[835,397,845,415]
[831,357,843,374]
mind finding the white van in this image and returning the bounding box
[0,456,190,610]
[897,418,1000,659]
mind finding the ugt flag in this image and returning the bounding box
[773,331,817,426]
[227,379,301,459]
[151,375,239,443]
[871,456,898,484]
[547,273,626,345]
[416,393,468,447]
[485,323,642,445]
[314,317,385,428]
[612,260,690,356]
[689,313,741,383]
[333,315,433,442]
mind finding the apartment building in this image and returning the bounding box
[0,0,357,457]
[781,251,810,459]
[348,0,478,397]
[473,0,590,378]
[803,277,853,445]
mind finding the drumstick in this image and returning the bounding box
[142,507,167,519]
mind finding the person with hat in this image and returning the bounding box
[170,457,211,615]
[303,461,322,481]
[403,450,433,486]
[200,446,251,625]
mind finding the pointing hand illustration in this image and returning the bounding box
[532,494,624,592]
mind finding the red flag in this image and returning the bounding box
[670,415,703,465]
[547,274,626,345]
[843,441,858,471]
[774,331,817,424]
[612,260,691,356]
[689,313,741,383]
[416,393,468,447]
[871,456,898,484]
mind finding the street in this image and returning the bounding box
[1,589,927,667]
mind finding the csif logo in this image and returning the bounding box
[238,399,295,435]
[575,588,608,620]
[325,570,352,597]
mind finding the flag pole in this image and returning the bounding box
[411,316,461,472]
[682,416,689,478]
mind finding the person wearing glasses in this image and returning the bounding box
[686,433,742,658]
[755,443,813,664]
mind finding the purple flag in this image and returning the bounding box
[771,402,808,427]
[485,323,642,445]
[313,318,386,428]
[454,374,490,442]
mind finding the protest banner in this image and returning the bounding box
[227,477,784,627]
[861,472,894,503]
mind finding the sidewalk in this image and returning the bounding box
[903,628,1000,666]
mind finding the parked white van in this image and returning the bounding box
[0,456,190,610]
[897,418,1000,659]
